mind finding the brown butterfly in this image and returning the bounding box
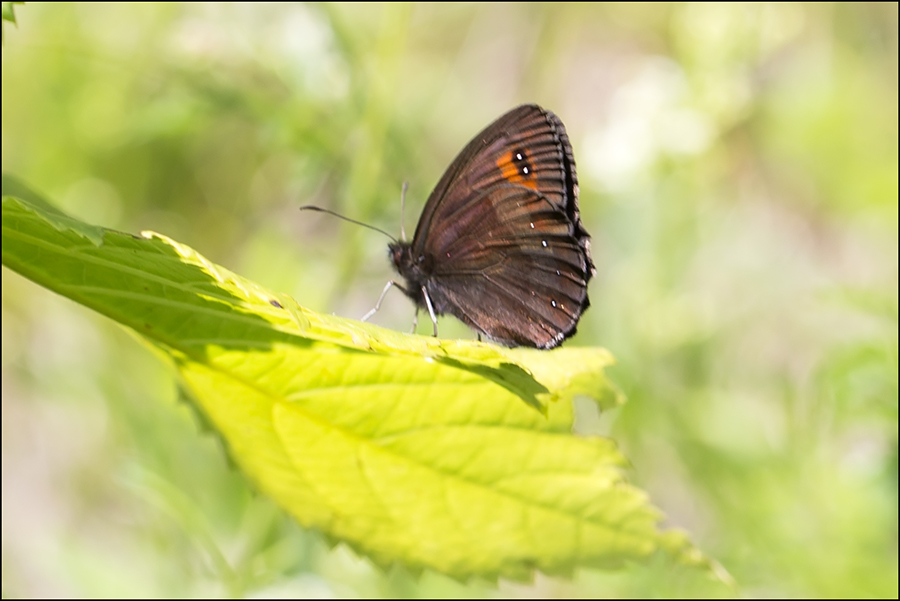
[372,104,594,349]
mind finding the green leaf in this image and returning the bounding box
[1,190,726,583]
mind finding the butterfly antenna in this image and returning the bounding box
[299,205,397,242]
[400,181,409,242]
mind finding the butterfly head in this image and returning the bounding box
[389,242,434,299]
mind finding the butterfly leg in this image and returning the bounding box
[409,311,418,333]
[421,286,439,337]
[362,280,408,322]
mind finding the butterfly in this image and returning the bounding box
[370,104,594,349]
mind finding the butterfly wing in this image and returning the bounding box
[411,105,594,349]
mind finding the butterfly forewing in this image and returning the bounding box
[412,106,574,245]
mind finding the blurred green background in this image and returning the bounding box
[2,3,897,597]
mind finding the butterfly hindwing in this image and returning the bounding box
[426,186,591,348]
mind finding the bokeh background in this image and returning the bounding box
[2,3,897,597]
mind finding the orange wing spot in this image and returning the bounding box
[496,150,539,190]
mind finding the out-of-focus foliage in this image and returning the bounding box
[2,3,896,597]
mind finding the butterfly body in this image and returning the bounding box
[390,104,594,349]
